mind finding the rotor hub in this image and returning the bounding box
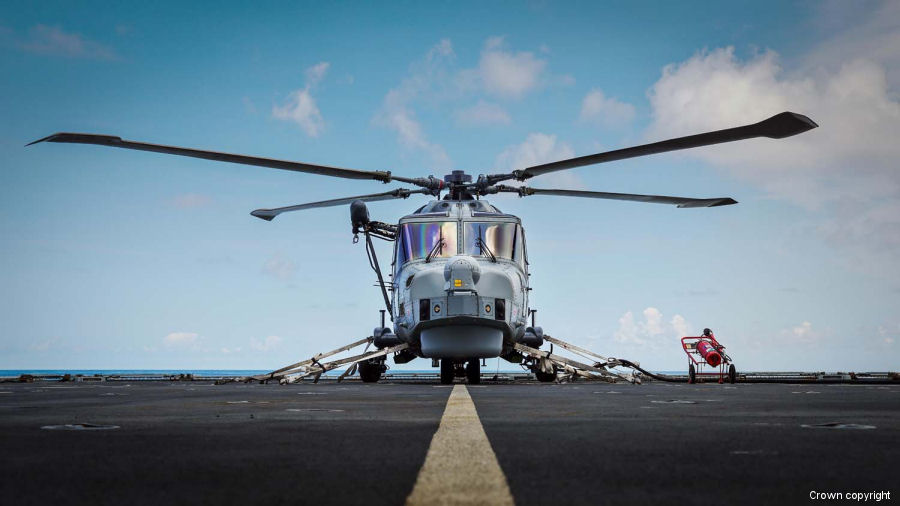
[443,170,472,185]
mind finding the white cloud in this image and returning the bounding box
[381,93,451,167]
[646,37,900,278]
[430,38,454,58]
[272,62,330,137]
[671,314,689,338]
[374,37,560,163]
[792,321,813,338]
[250,335,283,352]
[242,97,257,115]
[495,133,574,171]
[876,325,896,347]
[164,332,199,348]
[18,24,117,60]
[478,36,546,99]
[806,1,900,85]
[272,89,324,137]
[495,133,584,189]
[781,321,821,343]
[554,74,576,87]
[304,62,330,87]
[29,338,59,352]
[374,40,453,168]
[171,193,212,209]
[614,307,690,346]
[262,253,296,280]
[454,100,511,126]
[580,88,636,127]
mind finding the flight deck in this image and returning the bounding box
[0,379,895,505]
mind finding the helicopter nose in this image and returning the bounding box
[443,256,481,292]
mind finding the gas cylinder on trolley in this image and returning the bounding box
[695,340,722,367]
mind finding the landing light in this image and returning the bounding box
[485,304,492,313]
[434,304,441,314]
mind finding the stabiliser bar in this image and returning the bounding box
[513,341,641,384]
[243,337,407,384]
[617,359,686,383]
[241,332,670,385]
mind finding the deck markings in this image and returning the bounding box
[406,385,514,506]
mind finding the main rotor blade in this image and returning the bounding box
[28,132,427,186]
[513,111,816,180]
[251,188,428,221]
[501,186,737,208]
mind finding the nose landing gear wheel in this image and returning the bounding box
[440,359,454,385]
[466,359,481,384]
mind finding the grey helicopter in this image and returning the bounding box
[30,111,817,384]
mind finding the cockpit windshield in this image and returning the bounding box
[396,221,458,267]
[463,222,523,265]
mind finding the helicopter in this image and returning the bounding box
[30,111,817,384]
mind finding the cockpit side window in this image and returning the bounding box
[516,226,527,268]
[395,221,458,270]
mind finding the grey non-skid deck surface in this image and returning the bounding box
[469,382,897,505]
[0,381,896,505]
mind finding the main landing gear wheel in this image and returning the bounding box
[440,359,454,385]
[728,364,737,384]
[688,363,696,384]
[466,359,481,384]
[358,360,384,383]
[534,366,557,383]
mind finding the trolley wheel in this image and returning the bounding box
[728,364,736,384]
[688,363,696,384]
[440,359,454,385]
[466,359,481,384]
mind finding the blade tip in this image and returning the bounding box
[711,198,739,207]
[250,210,276,221]
[762,112,818,138]
[677,198,738,208]
[26,132,124,147]
[25,133,63,146]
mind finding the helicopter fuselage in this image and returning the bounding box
[391,199,530,360]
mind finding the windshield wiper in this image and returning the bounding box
[426,228,444,263]
[476,226,497,263]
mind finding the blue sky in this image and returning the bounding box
[1,0,898,371]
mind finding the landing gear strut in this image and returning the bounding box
[466,359,481,384]
[440,359,454,385]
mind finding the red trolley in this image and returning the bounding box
[681,330,736,384]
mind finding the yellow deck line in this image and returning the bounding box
[406,384,515,506]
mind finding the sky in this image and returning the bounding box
[1,0,898,372]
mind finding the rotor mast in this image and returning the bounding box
[443,170,476,200]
